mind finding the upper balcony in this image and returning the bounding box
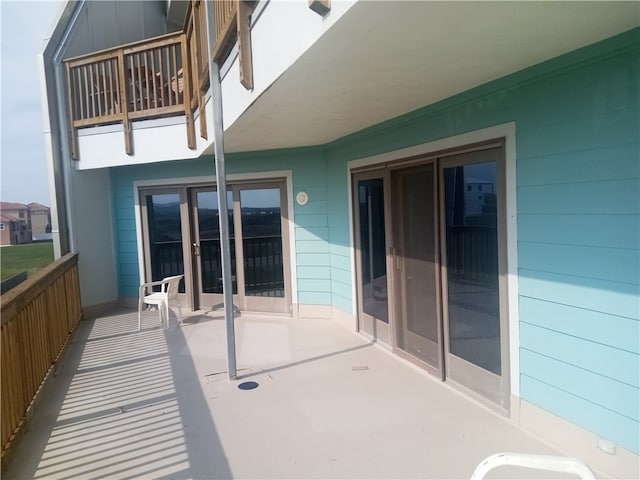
[62,0,639,170]
[64,0,219,167]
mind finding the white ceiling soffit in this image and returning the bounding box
[224,0,639,153]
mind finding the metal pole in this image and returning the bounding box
[204,0,236,380]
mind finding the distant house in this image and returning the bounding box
[0,214,19,246]
[0,202,32,245]
[28,202,52,241]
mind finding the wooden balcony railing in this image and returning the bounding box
[1,253,82,463]
[65,32,196,158]
[64,0,255,159]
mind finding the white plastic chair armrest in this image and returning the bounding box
[139,279,168,296]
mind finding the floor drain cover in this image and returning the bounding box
[238,381,259,390]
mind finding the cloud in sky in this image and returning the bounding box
[1,0,65,206]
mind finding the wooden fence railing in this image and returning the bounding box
[64,0,255,159]
[1,253,83,463]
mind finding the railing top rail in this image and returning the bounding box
[0,252,79,322]
[64,31,184,66]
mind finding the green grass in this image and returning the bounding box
[1,241,55,281]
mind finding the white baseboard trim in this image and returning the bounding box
[331,306,357,331]
[513,397,639,479]
[297,304,332,319]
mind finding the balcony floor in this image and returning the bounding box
[4,308,570,479]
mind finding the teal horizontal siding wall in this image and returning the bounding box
[320,29,639,453]
[109,28,639,453]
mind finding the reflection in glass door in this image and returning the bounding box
[141,190,186,293]
[353,172,390,344]
[240,186,288,312]
[440,147,507,406]
[192,189,236,308]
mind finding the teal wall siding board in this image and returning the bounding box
[521,349,639,421]
[518,242,640,285]
[517,178,639,215]
[518,214,639,250]
[516,143,639,186]
[519,297,640,354]
[520,322,639,388]
[519,270,640,320]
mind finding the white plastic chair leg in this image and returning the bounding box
[137,296,143,331]
[164,301,170,329]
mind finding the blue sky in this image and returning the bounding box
[1,0,65,206]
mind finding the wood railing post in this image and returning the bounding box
[181,33,196,149]
[193,0,208,140]
[117,50,133,155]
[237,0,254,90]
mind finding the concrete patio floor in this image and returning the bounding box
[3,307,578,479]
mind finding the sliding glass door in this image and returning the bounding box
[140,180,291,315]
[351,142,508,407]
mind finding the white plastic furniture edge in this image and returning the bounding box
[470,452,596,480]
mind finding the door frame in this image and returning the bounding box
[134,171,297,315]
[236,180,292,314]
[347,123,518,412]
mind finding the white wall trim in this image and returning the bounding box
[132,170,297,303]
[346,169,357,317]
[347,122,520,398]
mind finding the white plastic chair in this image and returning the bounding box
[470,452,596,480]
[137,274,184,331]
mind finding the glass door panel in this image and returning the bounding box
[193,190,236,309]
[443,162,500,374]
[353,172,390,344]
[239,185,290,313]
[240,188,284,297]
[392,163,441,372]
[440,146,507,407]
[144,192,186,292]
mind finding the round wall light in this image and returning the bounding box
[296,191,309,206]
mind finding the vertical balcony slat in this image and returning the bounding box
[169,46,176,105]
[78,66,85,119]
[142,51,149,110]
[76,68,84,120]
[158,47,166,107]
[107,59,115,114]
